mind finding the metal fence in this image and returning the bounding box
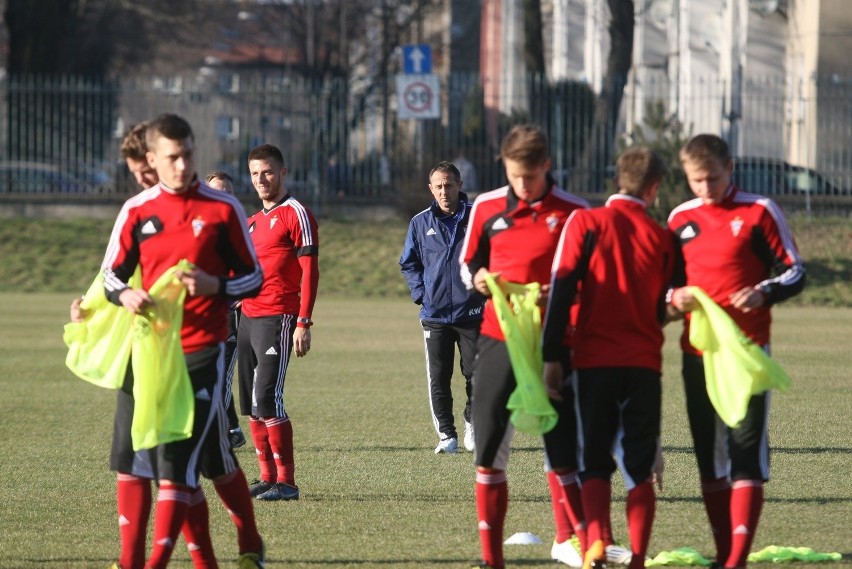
[0,72,849,216]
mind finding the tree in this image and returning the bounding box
[569,0,634,193]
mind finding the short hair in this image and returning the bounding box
[616,146,667,196]
[247,143,285,167]
[429,161,461,183]
[500,124,550,166]
[680,134,731,169]
[205,170,233,184]
[146,114,194,148]
[120,122,149,161]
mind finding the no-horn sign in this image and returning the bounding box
[396,74,440,119]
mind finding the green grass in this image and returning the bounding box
[0,215,848,305]
[0,295,850,568]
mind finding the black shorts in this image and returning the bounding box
[473,336,577,471]
[574,367,661,489]
[110,345,240,486]
[682,352,770,481]
[237,313,295,418]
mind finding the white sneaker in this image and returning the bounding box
[551,539,583,568]
[463,421,475,452]
[605,544,633,565]
[434,437,459,454]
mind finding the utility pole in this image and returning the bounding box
[553,0,570,81]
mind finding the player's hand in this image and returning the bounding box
[293,326,311,357]
[175,268,219,296]
[670,287,696,312]
[118,288,154,315]
[472,268,496,297]
[652,442,665,492]
[730,286,765,313]
[69,297,87,322]
[542,361,565,402]
[537,283,551,307]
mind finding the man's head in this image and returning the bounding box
[121,121,158,189]
[680,134,733,205]
[428,161,463,215]
[615,146,666,204]
[205,170,235,194]
[248,143,288,205]
[145,114,195,194]
[499,124,552,203]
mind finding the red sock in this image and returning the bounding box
[145,483,191,569]
[116,473,152,569]
[580,477,611,555]
[249,417,275,482]
[701,477,732,563]
[555,470,588,552]
[181,487,217,569]
[725,480,763,568]
[265,417,295,486]
[213,469,263,555]
[547,470,574,543]
[475,469,507,569]
[626,481,655,569]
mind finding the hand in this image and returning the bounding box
[293,326,311,357]
[729,286,766,313]
[536,283,550,307]
[175,268,219,296]
[652,442,665,492]
[118,288,154,315]
[542,361,565,402]
[69,297,87,322]
[670,287,696,312]
[472,268,495,297]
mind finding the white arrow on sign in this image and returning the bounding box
[408,46,425,74]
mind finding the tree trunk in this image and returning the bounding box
[569,0,634,194]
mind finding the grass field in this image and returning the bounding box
[0,295,849,568]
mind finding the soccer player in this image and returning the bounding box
[237,143,319,502]
[668,134,805,569]
[101,113,266,568]
[459,124,589,569]
[204,170,247,450]
[542,147,674,569]
[400,160,485,454]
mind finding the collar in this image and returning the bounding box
[263,193,291,214]
[606,193,648,209]
[505,184,553,213]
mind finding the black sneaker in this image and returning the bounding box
[248,479,275,497]
[256,482,300,501]
[229,427,247,449]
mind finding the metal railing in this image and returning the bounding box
[0,72,849,216]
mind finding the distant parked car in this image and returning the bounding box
[732,157,842,196]
[0,161,93,194]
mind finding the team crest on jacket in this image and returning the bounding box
[546,214,560,233]
[192,216,205,237]
[730,216,744,237]
[270,217,278,229]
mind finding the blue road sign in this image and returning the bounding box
[402,44,432,74]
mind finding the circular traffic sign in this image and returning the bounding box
[403,81,433,112]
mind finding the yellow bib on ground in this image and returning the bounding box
[485,273,558,435]
[688,286,791,428]
[64,261,194,450]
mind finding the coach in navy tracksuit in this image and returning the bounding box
[400,161,485,455]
